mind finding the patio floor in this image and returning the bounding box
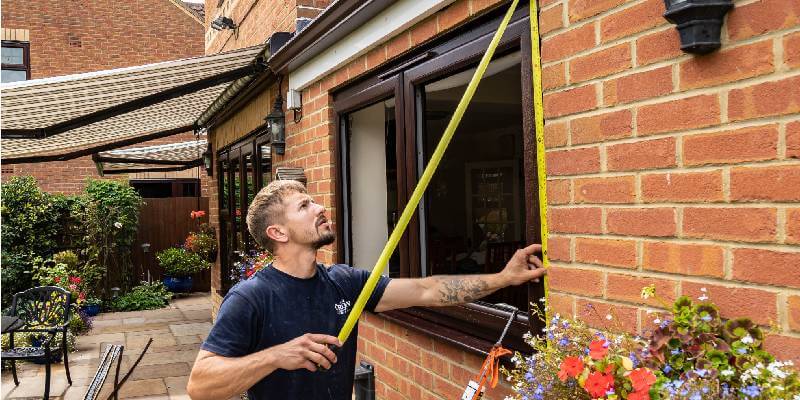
[2,293,213,400]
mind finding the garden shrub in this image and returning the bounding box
[110,281,172,312]
[157,247,210,277]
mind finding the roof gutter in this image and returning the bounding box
[195,32,292,128]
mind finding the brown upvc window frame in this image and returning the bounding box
[333,5,544,355]
[1,40,31,82]
[217,128,272,293]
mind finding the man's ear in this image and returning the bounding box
[266,225,288,244]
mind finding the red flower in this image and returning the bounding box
[69,276,81,284]
[557,356,584,381]
[78,292,86,300]
[54,277,61,283]
[190,210,206,219]
[628,390,651,400]
[628,368,657,393]
[589,339,609,360]
[584,371,614,398]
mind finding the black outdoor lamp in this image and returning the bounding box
[663,0,733,54]
[265,94,286,155]
[202,142,213,176]
[211,16,237,31]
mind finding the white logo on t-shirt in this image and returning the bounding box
[334,299,351,315]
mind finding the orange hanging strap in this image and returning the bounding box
[470,345,513,400]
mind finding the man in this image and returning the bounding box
[187,180,546,400]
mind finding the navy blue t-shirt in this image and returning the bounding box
[201,263,391,400]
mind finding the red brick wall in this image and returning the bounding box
[1,0,205,194]
[539,0,800,364]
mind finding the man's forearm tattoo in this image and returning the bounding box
[436,276,492,305]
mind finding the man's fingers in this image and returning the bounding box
[307,334,342,348]
[303,361,317,372]
[526,254,543,268]
[310,342,337,364]
[519,243,542,256]
[304,350,331,370]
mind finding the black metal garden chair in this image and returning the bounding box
[1,286,73,399]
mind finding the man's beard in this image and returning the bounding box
[312,230,336,249]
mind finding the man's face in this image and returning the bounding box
[279,191,335,249]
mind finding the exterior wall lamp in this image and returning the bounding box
[211,16,237,31]
[202,141,213,176]
[265,94,286,155]
[663,0,733,54]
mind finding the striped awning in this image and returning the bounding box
[93,140,207,175]
[1,45,265,163]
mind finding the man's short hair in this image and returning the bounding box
[247,180,307,252]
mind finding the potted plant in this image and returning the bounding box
[184,228,218,262]
[81,297,102,316]
[157,247,210,292]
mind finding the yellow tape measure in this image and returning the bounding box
[335,0,550,345]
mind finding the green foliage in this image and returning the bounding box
[110,282,171,312]
[0,331,77,353]
[157,247,210,277]
[1,251,35,309]
[0,176,62,255]
[52,250,80,271]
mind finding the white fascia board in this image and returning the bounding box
[288,0,455,92]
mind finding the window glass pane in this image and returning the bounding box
[244,153,256,250]
[220,160,229,210]
[1,69,26,83]
[259,144,271,190]
[346,98,400,277]
[231,158,242,250]
[420,52,526,309]
[1,47,23,65]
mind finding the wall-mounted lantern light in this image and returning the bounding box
[663,0,733,54]
[202,142,213,176]
[211,16,237,31]
[265,95,286,155]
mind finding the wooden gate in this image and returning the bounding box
[132,197,211,291]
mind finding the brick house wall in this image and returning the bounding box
[1,0,206,194]
[205,0,799,398]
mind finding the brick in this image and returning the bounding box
[433,340,464,365]
[549,207,603,234]
[438,1,470,32]
[603,66,673,106]
[544,120,568,147]
[547,178,571,205]
[569,43,632,83]
[682,125,779,166]
[637,95,721,136]
[636,28,683,66]
[683,207,777,242]
[543,84,598,118]
[600,0,665,43]
[729,76,800,122]
[607,137,676,171]
[542,23,596,62]
[540,3,564,35]
[420,351,449,378]
[786,31,800,68]
[726,0,800,41]
[607,207,677,237]
[386,33,410,60]
[731,165,800,202]
[732,248,800,288]
[575,237,637,268]
[549,236,571,262]
[682,282,778,326]
[789,121,800,159]
[679,40,774,90]
[546,146,601,175]
[366,45,388,69]
[574,175,635,204]
[789,295,800,332]
[410,16,438,46]
[571,109,633,144]
[568,0,626,22]
[788,209,800,245]
[549,266,604,297]
[543,62,567,91]
[641,170,724,203]
[606,273,677,307]
[576,299,639,334]
[547,292,576,318]
[764,335,800,365]
[642,241,725,278]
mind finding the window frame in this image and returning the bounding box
[333,6,544,354]
[1,40,31,82]
[217,127,272,292]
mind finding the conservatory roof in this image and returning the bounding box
[92,140,207,175]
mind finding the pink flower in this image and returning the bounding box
[69,284,78,291]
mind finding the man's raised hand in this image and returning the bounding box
[268,333,341,372]
[500,243,547,286]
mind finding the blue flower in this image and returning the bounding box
[740,384,761,398]
[629,351,640,367]
[700,314,712,322]
[737,347,748,354]
[525,372,535,383]
[690,392,702,400]
[671,348,682,355]
[663,364,672,374]
[558,337,569,347]
[659,319,671,328]
[695,369,708,378]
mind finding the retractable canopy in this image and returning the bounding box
[92,140,207,175]
[1,45,265,163]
